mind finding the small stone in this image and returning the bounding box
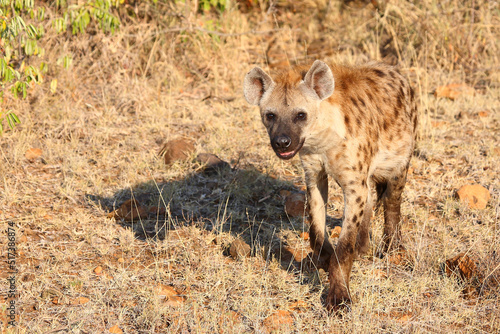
[94,266,103,275]
[456,185,490,209]
[230,238,251,259]
[284,193,306,217]
[159,138,195,165]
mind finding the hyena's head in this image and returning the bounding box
[243,60,334,160]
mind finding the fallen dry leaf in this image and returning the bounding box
[108,325,123,334]
[331,226,342,238]
[25,148,42,160]
[230,238,251,259]
[107,199,148,222]
[94,266,103,275]
[299,231,309,240]
[288,300,308,312]
[70,296,90,305]
[435,83,475,100]
[284,193,306,217]
[263,310,293,333]
[159,138,195,165]
[444,253,481,282]
[156,284,186,306]
[284,246,310,262]
[456,185,490,209]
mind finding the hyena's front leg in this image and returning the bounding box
[327,183,368,310]
[305,167,334,270]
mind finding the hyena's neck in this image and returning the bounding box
[302,101,346,154]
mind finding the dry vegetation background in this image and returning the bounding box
[1,0,499,332]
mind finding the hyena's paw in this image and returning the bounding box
[325,284,351,313]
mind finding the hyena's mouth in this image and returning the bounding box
[275,139,305,160]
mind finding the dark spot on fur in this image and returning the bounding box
[344,114,350,126]
[373,69,386,78]
[360,209,364,217]
[352,214,358,223]
[361,179,366,186]
[383,119,389,131]
[366,77,377,89]
[359,98,366,107]
[350,97,359,109]
[356,196,362,204]
[366,91,373,101]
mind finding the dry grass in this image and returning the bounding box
[1,0,499,332]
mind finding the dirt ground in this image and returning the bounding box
[1,1,499,333]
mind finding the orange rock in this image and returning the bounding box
[456,185,490,209]
[108,325,123,334]
[435,83,475,100]
[25,148,42,160]
[159,138,195,165]
[284,193,306,217]
[330,226,342,238]
[263,310,293,333]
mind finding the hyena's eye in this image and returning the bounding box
[266,113,276,121]
[296,112,307,121]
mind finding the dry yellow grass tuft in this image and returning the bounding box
[0,0,499,332]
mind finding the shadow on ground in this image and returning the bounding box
[86,160,342,272]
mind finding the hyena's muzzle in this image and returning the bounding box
[267,119,305,160]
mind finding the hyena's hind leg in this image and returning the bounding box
[355,178,378,257]
[377,169,409,258]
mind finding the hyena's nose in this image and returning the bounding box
[273,135,292,150]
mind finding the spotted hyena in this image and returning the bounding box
[243,60,417,310]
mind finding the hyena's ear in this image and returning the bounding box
[243,67,274,105]
[303,60,335,100]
